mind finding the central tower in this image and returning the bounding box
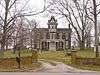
[47,16,58,51]
[48,16,58,40]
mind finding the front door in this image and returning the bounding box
[49,41,56,51]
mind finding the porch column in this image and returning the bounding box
[48,42,49,50]
[40,41,42,50]
[56,42,58,51]
[63,41,66,50]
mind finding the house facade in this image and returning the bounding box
[35,16,71,51]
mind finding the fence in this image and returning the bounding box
[71,50,100,65]
[0,50,38,68]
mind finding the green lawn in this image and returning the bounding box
[38,50,98,64]
[77,50,97,58]
[2,49,98,58]
[1,50,32,58]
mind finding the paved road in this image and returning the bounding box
[0,72,100,75]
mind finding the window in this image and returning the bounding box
[50,25,52,29]
[50,25,55,29]
[62,33,66,39]
[56,33,59,39]
[52,33,53,39]
[46,33,50,39]
[52,26,53,29]
[42,42,47,49]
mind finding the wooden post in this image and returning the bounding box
[71,50,77,64]
[32,50,38,63]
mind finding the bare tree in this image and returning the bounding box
[48,0,92,50]
[0,0,48,55]
[0,0,31,53]
[86,0,100,57]
[93,0,99,57]
[12,16,27,53]
[25,18,39,51]
[85,21,93,48]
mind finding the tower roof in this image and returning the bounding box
[48,16,58,25]
[48,16,57,23]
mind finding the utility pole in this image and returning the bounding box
[93,0,99,57]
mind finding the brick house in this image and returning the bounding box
[34,16,71,51]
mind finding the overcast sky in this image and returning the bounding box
[26,0,68,28]
[22,0,100,29]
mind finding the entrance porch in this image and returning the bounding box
[41,41,64,51]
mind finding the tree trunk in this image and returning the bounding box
[5,40,8,50]
[79,41,85,50]
[86,37,91,49]
[0,36,5,56]
[0,0,10,54]
[93,0,99,57]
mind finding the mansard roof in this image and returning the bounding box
[38,28,48,31]
[37,28,48,33]
[57,28,72,32]
[37,28,71,33]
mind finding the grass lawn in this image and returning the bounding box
[39,51,71,65]
[77,50,97,58]
[2,50,32,58]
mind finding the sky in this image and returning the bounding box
[27,0,100,29]
[25,0,68,28]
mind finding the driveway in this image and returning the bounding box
[38,60,96,73]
